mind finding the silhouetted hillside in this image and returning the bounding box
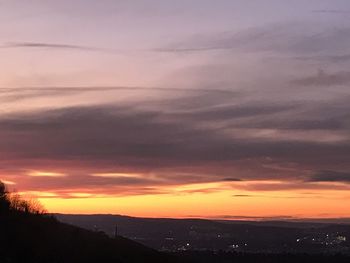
[0,182,175,263]
[0,214,176,263]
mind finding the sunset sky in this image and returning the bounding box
[1,0,350,219]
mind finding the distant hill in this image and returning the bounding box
[55,214,350,254]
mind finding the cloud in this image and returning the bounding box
[0,86,237,104]
[232,194,253,197]
[309,170,350,183]
[0,103,349,185]
[1,104,347,165]
[180,103,297,121]
[294,54,350,63]
[236,181,350,192]
[157,23,350,55]
[231,194,321,199]
[1,84,350,194]
[0,42,105,52]
[0,105,236,166]
[232,96,350,133]
[292,70,350,86]
[312,10,350,14]
[222,178,242,182]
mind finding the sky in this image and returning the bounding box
[1,0,350,219]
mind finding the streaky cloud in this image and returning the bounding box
[309,170,350,183]
[0,86,237,97]
[222,178,242,182]
[156,23,350,56]
[312,9,350,14]
[292,69,350,87]
[0,41,104,52]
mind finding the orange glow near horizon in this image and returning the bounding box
[35,185,350,219]
[3,173,350,219]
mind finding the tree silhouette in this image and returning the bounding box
[0,180,46,215]
[0,181,10,214]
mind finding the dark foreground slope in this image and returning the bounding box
[0,214,175,263]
